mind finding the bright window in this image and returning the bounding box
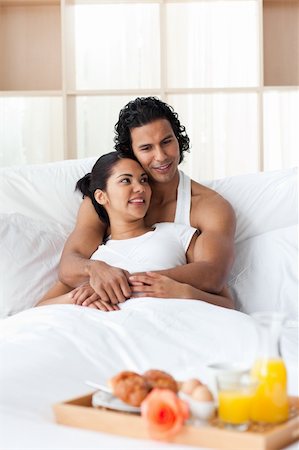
[0,0,298,178]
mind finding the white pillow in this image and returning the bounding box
[0,213,68,317]
[228,225,298,317]
[0,157,97,229]
[204,167,297,243]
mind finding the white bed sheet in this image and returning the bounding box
[0,298,298,450]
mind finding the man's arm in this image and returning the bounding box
[59,197,131,302]
[188,193,236,293]
[130,193,236,294]
[59,197,105,286]
[129,272,234,309]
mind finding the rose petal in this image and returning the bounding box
[141,388,189,440]
[149,403,176,426]
[179,397,190,420]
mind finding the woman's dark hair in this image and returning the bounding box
[114,97,190,164]
[76,152,137,225]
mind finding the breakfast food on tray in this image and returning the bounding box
[109,371,151,407]
[180,378,203,395]
[192,385,214,402]
[143,369,178,393]
[179,378,215,420]
[108,370,212,407]
[108,369,178,406]
[180,378,214,402]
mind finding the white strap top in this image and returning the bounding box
[91,222,197,274]
[174,170,191,226]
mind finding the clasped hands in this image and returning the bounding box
[72,262,182,311]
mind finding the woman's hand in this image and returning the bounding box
[72,284,120,311]
[129,272,188,299]
[72,283,99,305]
[130,272,235,308]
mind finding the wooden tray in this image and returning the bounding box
[53,393,299,450]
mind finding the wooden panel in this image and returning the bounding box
[264,0,298,3]
[0,4,61,90]
[263,0,299,86]
[0,1,59,5]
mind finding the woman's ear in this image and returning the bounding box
[94,189,107,205]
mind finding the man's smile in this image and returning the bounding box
[152,162,172,173]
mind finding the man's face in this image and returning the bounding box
[130,119,180,184]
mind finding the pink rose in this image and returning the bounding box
[141,388,189,440]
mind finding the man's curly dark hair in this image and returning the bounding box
[114,97,190,164]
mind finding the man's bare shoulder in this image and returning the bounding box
[61,197,106,259]
[190,178,230,204]
[190,179,236,231]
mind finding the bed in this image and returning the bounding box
[0,159,298,450]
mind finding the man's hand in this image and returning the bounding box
[130,272,186,298]
[87,260,131,304]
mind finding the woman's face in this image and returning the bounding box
[97,158,152,222]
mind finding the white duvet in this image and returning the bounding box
[0,298,298,450]
[0,163,298,449]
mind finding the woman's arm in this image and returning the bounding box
[35,281,120,311]
[35,281,74,307]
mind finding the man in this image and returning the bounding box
[59,97,236,307]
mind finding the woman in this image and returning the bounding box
[36,152,233,310]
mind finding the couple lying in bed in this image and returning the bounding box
[37,151,233,310]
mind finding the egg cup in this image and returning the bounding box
[179,391,216,423]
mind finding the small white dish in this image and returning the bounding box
[179,392,215,421]
[92,390,141,414]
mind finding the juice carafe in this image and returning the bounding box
[250,312,288,424]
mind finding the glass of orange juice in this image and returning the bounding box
[217,372,257,431]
